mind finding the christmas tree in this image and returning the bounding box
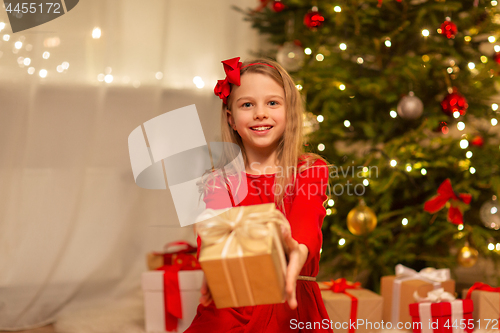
[235,0,500,290]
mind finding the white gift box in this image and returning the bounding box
[142,270,204,332]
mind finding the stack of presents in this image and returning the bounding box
[141,203,500,332]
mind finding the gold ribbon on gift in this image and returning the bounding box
[195,204,290,307]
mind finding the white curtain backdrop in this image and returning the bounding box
[0,0,263,330]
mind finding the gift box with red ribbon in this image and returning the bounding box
[409,289,473,333]
[462,282,500,330]
[318,278,383,333]
[381,264,455,328]
[146,241,198,271]
[142,241,203,333]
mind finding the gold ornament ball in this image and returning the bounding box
[347,201,377,236]
[457,245,479,268]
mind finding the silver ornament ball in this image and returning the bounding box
[276,42,305,72]
[397,91,424,119]
[480,196,500,230]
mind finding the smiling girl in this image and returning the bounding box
[186,57,333,333]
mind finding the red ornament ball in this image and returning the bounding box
[272,1,286,12]
[441,88,468,116]
[304,9,324,29]
[494,52,500,65]
[471,136,484,147]
[440,20,458,39]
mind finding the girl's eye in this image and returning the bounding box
[269,101,279,106]
[242,102,252,108]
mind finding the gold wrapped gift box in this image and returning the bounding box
[462,286,500,328]
[319,282,383,333]
[196,203,289,309]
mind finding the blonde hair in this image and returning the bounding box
[202,57,329,212]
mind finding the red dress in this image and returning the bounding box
[185,158,333,333]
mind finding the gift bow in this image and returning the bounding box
[214,57,242,105]
[395,264,451,282]
[424,179,472,225]
[320,278,361,293]
[413,288,456,303]
[195,206,290,254]
[465,282,500,299]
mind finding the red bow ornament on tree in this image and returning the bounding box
[423,179,472,225]
[214,57,242,105]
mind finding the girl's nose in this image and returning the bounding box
[254,104,269,120]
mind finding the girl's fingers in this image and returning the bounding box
[285,247,300,310]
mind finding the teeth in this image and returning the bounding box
[252,126,272,131]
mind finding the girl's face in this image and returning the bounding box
[226,73,286,154]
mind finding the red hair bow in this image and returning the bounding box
[214,57,242,105]
[424,179,472,225]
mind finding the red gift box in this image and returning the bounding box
[409,300,473,333]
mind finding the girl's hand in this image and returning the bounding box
[199,276,213,306]
[281,226,308,310]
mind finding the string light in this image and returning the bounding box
[338,238,346,246]
[318,143,325,151]
[489,36,496,43]
[328,199,334,206]
[334,5,341,12]
[385,40,392,47]
[481,56,488,63]
[62,62,69,69]
[23,58,31,66]
[14,41,22,49]
[468,62,475,70]
[56,65,63,73]
[422,29,430,37]
[495,45,500,53]
[466,151,473,158]
[0,22,5,31]
[3,34,10,41]
[104,74,113,83]
[406,163,412,172]
[497,243,500,251]
[390,159,397,167]
[39,69,47,78]
[470,167,476,174]
[42,51,50,59]
[493,0,498,5]
[421,168,427,175]
[458,224,464,230]
[317,115,324,122]
[492,118,498,126]
[155,72,163,80]
[193,76,204,88]
[326,209,332,216]
[296,84,303,90]
[402,218,408,226]
[492,103,499,111]
[304,48,312,55]
[390,110,397,118]
[27,67,35,75]
[316,54,324,61]
[457,122,465,131]
[339,84,346,90]
[339,43,347,50]
[92,27,101,39]
[363,179,369,186]
[357,57,364,64]
[447,67,453,74]
[97,73,105,82]
[488,243,494,250]
[344,120,351,127]
[464,36,471,42]
[453,111,460,119]
[460,139,469,149]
